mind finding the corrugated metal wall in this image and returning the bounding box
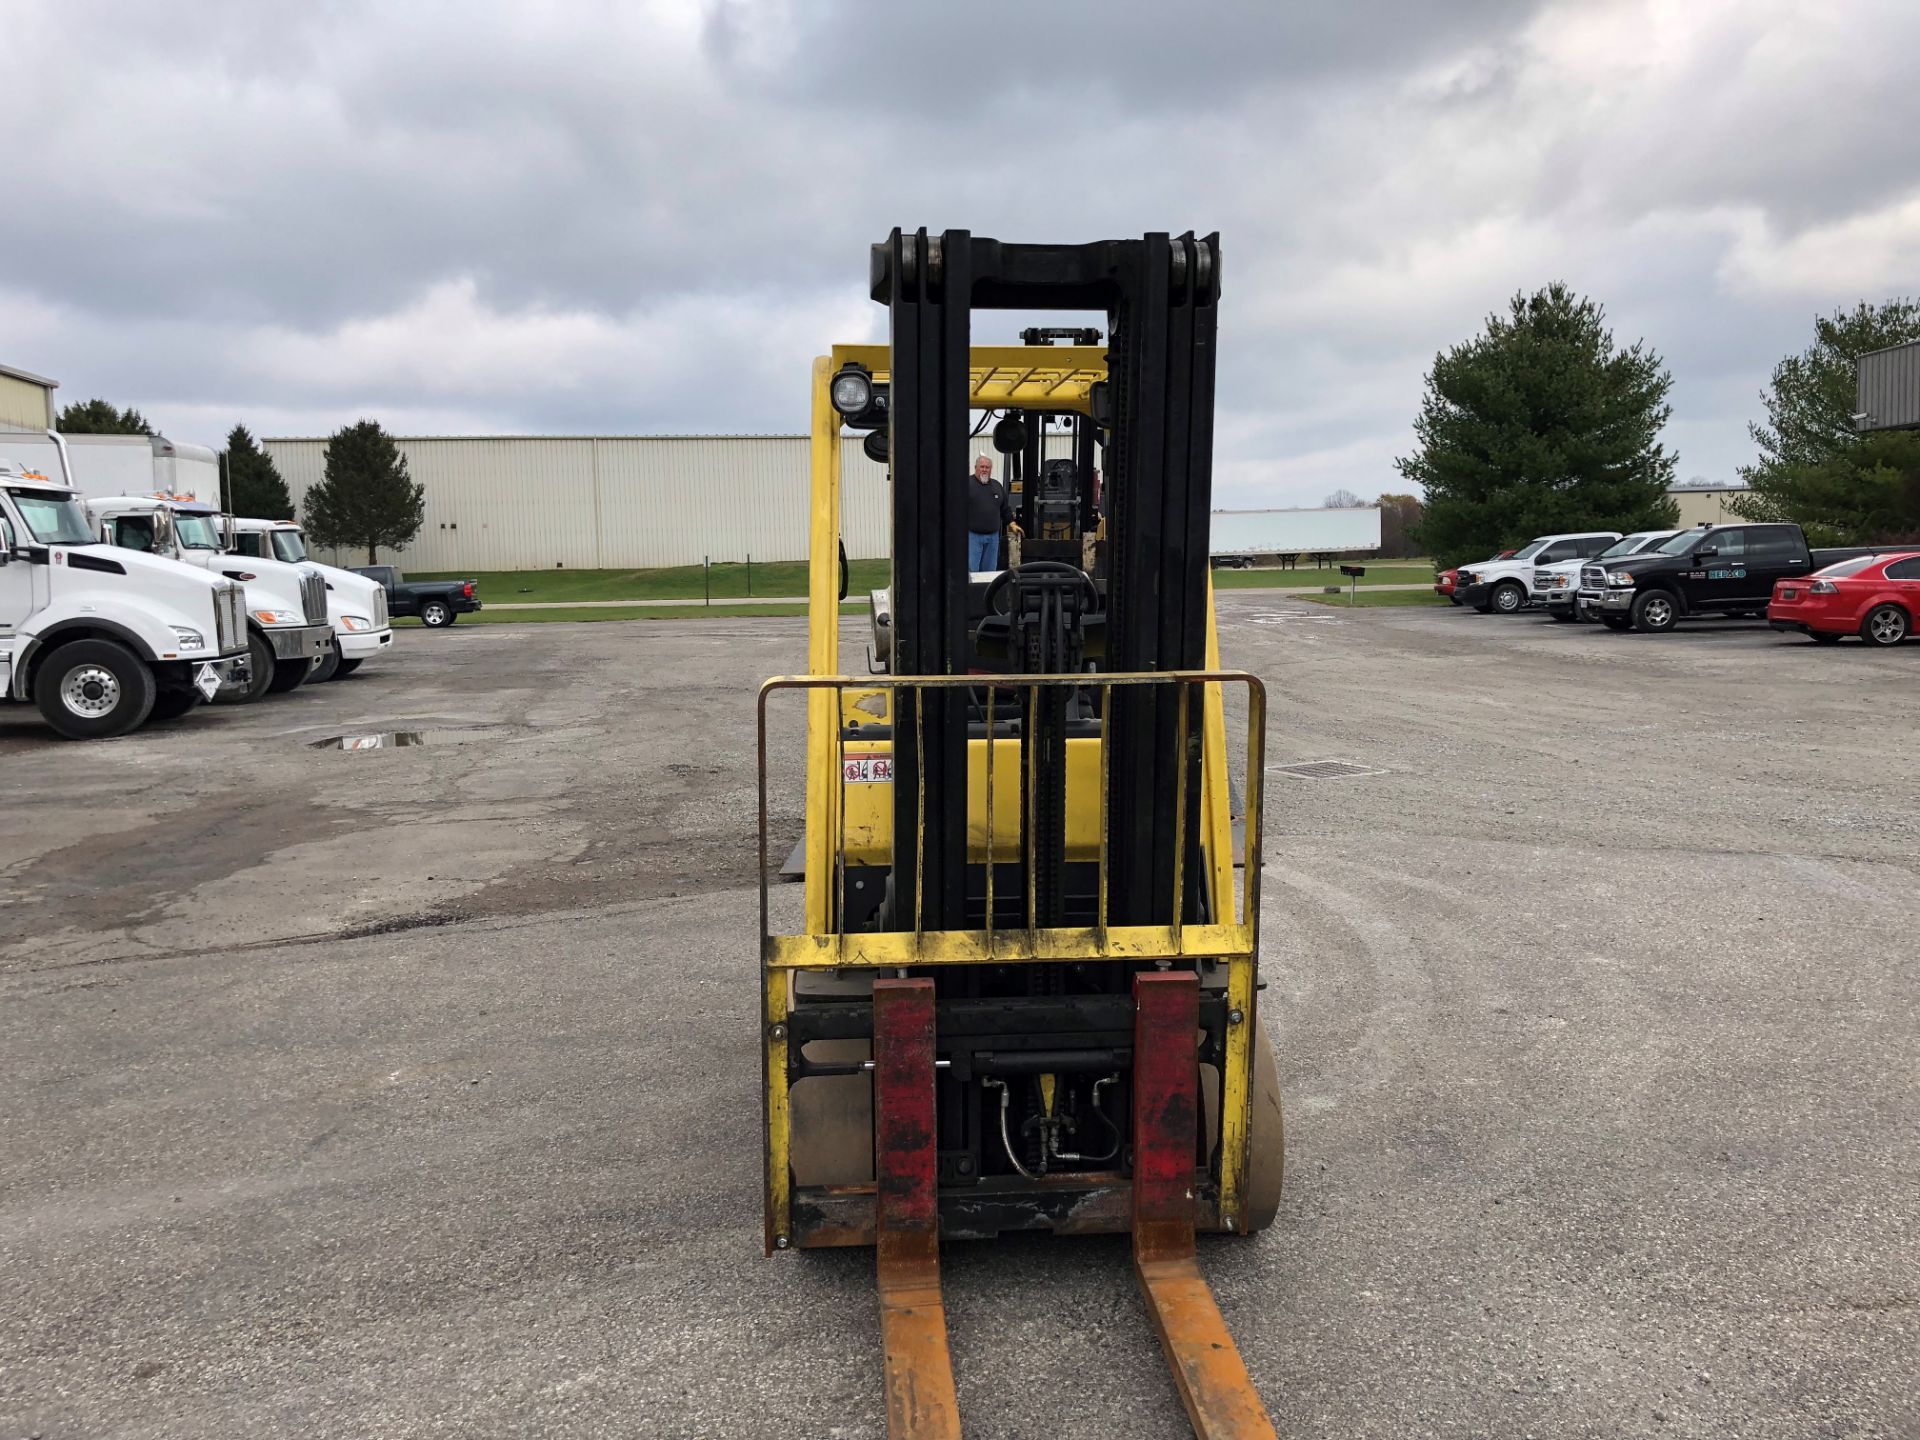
[1669,487,1748,527]
[263,433,1072,571]
[0,372,56,433]
[1858,339,1920,431]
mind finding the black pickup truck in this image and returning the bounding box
[352,565,481,627]
[1579,522,1890,633]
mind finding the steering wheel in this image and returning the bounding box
[983,562,1100,617]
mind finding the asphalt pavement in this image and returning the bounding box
[2,600,1914,1438]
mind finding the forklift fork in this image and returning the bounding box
[873,978,961,1437]
[870,973,1274,1439]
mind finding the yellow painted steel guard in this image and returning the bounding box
[757,668,1267,1254]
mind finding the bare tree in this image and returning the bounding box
[1323,488,1364,508]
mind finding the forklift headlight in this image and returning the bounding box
[830,365,873,418]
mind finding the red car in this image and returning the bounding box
[1436,568,1458,601]
[1768,551,1920,646]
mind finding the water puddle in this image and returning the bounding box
[308,728,496,752]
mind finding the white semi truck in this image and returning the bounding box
[225,517,392,680]
[0,450,249,740]
[81,495,332,703]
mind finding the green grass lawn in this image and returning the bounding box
[1296,588,1452,608]
[393,600,847,626]
[1212,560,1435,589]
[409,559,890,603]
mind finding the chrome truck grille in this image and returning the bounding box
[300,571,327,623]
[1582,565,1606,589]
[215,583,244,653]
[371,585,389,629]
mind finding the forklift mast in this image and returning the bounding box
[879,230,1220,934]
[758,232,1279,1439]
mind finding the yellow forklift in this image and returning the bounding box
[758,230,1283,1437]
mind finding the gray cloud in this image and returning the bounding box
[6,0,1918,507]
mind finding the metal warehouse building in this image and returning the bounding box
[263,434,895,571]
[0,362,59,433]
[263,433,1076,572]
[1857,339,1920,432]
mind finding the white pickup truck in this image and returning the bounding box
[1,457,249,739]
[1534,531,1679,621]
[225,518,392,681]
[1454,532,1621,614]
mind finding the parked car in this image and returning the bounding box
[1582,523,1904,633]
[1768,551,1920,646]
[1456,532,1620,614]
[1539,531,1679,621]
[352,565,481,627]
[1435,567,1459,602]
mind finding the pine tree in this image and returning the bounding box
[304,420,425,563]
[1730,299,1920,527]
[58,398,151,435]
[1397,283,1679,568]
[223,424,295,520]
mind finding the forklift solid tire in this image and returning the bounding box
[34,638,156,740]
[1242,1026,1286,1233]
[268,658,312,693]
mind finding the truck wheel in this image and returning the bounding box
[216,630,276,706]
[268,658,313,693]
[1861,604,1910,647]
[33,638,156,740]
[147,688,201,722]
[336,658,364,677]
[309,639,342,684]
[1630,590,1678,633]
[420,600,454,627]
[1492,581,1526,614]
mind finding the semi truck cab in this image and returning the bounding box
[226,518,392,679]
[0,461,249,739]
[85,495,332,700]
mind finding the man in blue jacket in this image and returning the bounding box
[966,455,1021,572]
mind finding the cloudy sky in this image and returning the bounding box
[8,0,1919,506]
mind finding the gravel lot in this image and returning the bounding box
[2,599,1914,1439]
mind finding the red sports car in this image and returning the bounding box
[1768,551,1920,646]
[1436,568,1459,601]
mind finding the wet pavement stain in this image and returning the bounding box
[308,728,497,751]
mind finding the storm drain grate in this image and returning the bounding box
[1270,760,1388,781]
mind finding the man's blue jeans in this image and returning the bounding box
[968,530,1000,572]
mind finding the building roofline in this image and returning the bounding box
[0,362,59,388]
[260,433,817,444]
[1857,337,1920,361]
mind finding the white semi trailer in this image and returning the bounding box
[1209,506,1382,567]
